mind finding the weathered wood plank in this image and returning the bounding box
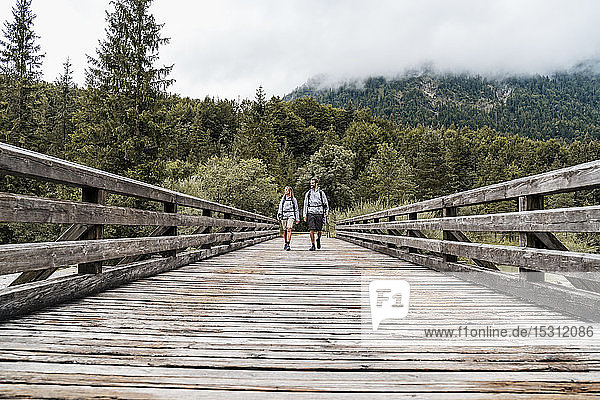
[0,143,275,222]
[8,224,90,286]
[115,225,170,266]
[78,187,105,274]
[337,231,600,276]
[517,194,546,282]
[445,230,498,270]
[2,363,600,395]
[442,206,459,263]
[1,351,599,371]
[0,385,593,399]
[337,205,600,233]
[0,192,276,229]
[4,331,597,353]
[0,234,277,319]
[0,230,278,275]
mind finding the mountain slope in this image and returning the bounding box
[284,67,600,140]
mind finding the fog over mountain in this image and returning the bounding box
[285,58,600,141]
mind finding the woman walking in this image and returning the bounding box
[277,186,300,251]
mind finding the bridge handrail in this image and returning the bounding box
[0,192,275,229]
[338,159,600,224]
[336,159,600,322]
[0,142,276,223]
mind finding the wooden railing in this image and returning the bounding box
[0,143,278,319]
[336,160,600,322]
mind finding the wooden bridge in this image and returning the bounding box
[1,143,600,398]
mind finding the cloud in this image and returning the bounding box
[1,0,599,100]
[27,0,106,86]
[155,0,600,98]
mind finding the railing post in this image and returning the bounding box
[518,195,544,282]
[442,207,458,263]
[245,216,251,230]
[201,209,212,249]
[78,187,105,274]
[162,202,177,257]
[387,215,397,249]
[407,212,418,253]
[223,213,232,245]
[249,217,260,240]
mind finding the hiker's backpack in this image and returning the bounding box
[306,189,325,216]
[280,196,297,219]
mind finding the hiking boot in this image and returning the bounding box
[286,245,291,251]
[316,238,321,249]
[283,242,287,250]
[309,244,316,251]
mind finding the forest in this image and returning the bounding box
[2,0,600,244]
[285,67,600,141]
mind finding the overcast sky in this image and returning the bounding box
[1,0,599,100]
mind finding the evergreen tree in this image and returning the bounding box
[359,142,416,206]
[254,85,266,116]
[87,0,173,98]
[443,128,477,193]
[161,96,214,163]
[232,92,282,175]
[54,57,75,156]
[265,97,316,158]
[285,71,600,141]
[409,127,446,200]
[0,0,44,147]
[73,0,173,182]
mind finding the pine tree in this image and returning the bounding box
[55,57,75,156]
[254,86,266,116]
[75,0,173,181]
[0,0,44,147]
[87,0,173,101]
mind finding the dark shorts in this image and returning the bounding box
[307,213,324,231]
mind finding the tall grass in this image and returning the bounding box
[329,198,397,237]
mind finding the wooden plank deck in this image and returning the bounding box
[1,235,599,398]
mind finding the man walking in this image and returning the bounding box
[303,177,329,251]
